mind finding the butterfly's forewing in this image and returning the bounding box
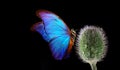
[37,10,70,39]
[32,10,71,60]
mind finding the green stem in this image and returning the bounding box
[89,62,97,70]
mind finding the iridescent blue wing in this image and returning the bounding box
[32,10,71,60]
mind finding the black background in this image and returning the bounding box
[15,0,118,70]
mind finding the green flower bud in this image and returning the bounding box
[76,26,108,70]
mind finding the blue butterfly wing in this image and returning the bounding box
[32,10,71,60]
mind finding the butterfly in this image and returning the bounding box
[31,10,76,60]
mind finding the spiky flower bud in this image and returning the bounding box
[76,25,108,70]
